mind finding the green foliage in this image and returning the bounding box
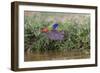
[24,12,90,53]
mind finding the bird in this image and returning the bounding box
[41,23,64,40]
[41,23,59,32]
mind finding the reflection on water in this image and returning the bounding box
[24,50,90,61]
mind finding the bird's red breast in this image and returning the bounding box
[41,27,49,32]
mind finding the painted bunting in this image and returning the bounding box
[41,23,61,32]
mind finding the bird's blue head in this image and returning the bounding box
[53,23,59,30]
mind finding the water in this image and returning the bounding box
[24,50,90,61]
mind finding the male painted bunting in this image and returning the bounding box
[41,23,60,32]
